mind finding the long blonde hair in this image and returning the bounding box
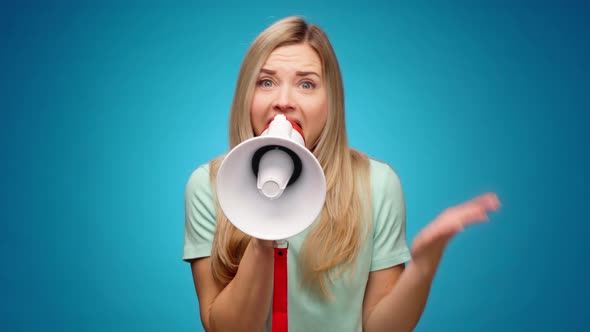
[209,16,371,298]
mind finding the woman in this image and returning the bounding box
[183,16,500,332]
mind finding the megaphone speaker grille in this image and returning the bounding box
[252,145,303,186]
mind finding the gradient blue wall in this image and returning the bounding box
[2,1,589,331]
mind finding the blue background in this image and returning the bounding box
[2,1,589,331]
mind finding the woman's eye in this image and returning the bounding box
[259,79,274,88]
[300,81,315,89]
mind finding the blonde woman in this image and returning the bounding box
[183,16,500,332]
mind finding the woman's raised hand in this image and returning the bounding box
[410,193,501,277]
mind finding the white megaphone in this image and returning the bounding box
[216,114,327,241]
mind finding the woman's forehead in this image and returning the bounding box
[262,44,322,73]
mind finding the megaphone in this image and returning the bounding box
[216,114,327,241]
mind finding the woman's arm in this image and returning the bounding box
[362,250,442,332]
[363,193,500,332]
[191,238,275,332]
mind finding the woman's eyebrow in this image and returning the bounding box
[259,68,320,78]
[260,68,276,75]
[295,71,320,78]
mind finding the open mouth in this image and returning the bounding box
[291,120,303,130]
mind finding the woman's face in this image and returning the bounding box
[250,43,328,150]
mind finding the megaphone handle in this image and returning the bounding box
[272,244,288,332]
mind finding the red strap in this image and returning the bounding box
[272,247,288,332]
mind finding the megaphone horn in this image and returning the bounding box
[216,114,327,240]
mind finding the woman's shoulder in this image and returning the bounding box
[185,163,212,205]
[186,155,226,183]
[349,149,400,176]
[185,155,225,194]
[366,157,403,201]
[186,162,210,185]
[368,158,401,181]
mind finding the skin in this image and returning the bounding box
[191,43,502,332]
[250,44,328,150]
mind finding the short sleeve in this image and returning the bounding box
[369,160,411,271]
[183,164,217,261]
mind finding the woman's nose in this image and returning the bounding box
[272,86,295,112]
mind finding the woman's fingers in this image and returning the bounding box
[411,193,502,260]
[424,193,501,241]
[468,192,501,212]
[442,193,500,227]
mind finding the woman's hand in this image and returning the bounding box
[410,192,501,278]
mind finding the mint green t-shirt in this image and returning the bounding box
[183,158,411,331]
